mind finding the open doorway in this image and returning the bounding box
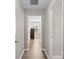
[27,16,42,50]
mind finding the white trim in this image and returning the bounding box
[19,49,29,59]
[52,56,62,59]
[49,0,57,9]
[19,49,49,59]
[42,49,49,59]
[24,49,29,52]
[19,50,25,59]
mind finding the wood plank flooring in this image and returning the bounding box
[22,32,47,59]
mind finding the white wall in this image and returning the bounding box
[15,0,24,59]
[44,0,54,56]
[24,9,45,49]
[44,8,49,56]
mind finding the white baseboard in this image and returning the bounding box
[19,49,28,59]
[19,49,48,59]
[19,50,25,59]
[42,49,63,59]
[42,49,49,59]
[52,56,62,59]
[19,49,63,59]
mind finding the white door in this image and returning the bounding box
[49,0,64,59]
[53,1,64,59]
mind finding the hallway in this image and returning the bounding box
[15,0,64,59]
[22,32,47,59]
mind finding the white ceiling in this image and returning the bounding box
[20,0,49,9]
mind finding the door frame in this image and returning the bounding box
[27,16,42,49]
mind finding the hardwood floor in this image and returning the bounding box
[22,32,47,59]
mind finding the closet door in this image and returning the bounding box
[53,0,64,59]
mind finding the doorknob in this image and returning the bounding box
[15,41,18,43]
